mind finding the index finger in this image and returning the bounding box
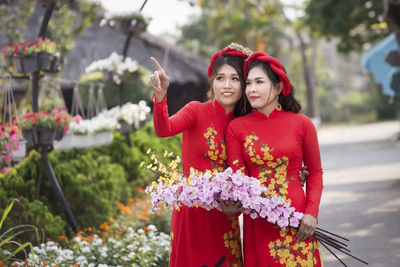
[150,57,164,72]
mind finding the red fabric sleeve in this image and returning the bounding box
[302,119,324,218]
[152,94,197,137]
[225,121,249,175]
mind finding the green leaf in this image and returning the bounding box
[0,200,14,231]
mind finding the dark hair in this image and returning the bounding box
[245,60,301,113]
[207,53,251,117]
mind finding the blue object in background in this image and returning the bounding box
[361,33,399,96]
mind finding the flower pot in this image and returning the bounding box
[55,130,64,141]
[40,52,60,73]
[94,131,113,146]
[114,18,147,35]
[11,140,27,160]
[11,55,40,73]
[24,130,39,148]
[102,70,113,82]
[23,128,56,148]
[119,122,133,133]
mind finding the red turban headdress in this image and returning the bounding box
[243,51,291,96]
[207,43,252,78]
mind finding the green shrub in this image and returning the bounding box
[0,120,181,246]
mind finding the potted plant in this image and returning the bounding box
[54,113,116,151]
[19,108,73,149]
[0,124,20,174]
[85,52,142,85]
[1,37,60,74]
[100,11,149,35]
[52,108,73,141]
[116,101,151,133]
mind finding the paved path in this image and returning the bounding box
[317,121,400,267]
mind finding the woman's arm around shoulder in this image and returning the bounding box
[301,114,324,218]
[225,118,248,175]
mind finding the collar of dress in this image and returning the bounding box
[251,107,283,120]
[213,99,234,118]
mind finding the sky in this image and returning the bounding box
[97,0,201,35]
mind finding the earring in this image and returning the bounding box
[276,103,282,111]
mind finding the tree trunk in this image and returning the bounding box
[297,31,319,118]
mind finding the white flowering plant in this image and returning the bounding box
[12,224,169,267]
[68,101,151,135]
[85,52,143,85]
[99,11,149,35]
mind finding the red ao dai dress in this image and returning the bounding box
[226,108,324,267]
[153,96,243,267]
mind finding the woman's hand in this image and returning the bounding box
[299,165,309,187]
[218,199,242,220]
[149,57,170,102]
[296,214,317,241]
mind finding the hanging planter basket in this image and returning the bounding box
[119,121,134,133]
[10,54,40,74]
[11,140,27,160]
[89,131,113,147]
[55,130,64,141]
[40,52,61,73]
[23,128,56,148]
[54,131,113,151]
[114,18,147,35]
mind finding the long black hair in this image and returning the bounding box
[245,60,301,113]
[208,53,252,117]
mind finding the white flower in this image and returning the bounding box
[85,52,141,84]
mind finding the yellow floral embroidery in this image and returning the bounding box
[244,132,320,265]
[268,228,319,266]
[204,126,228,172]
[244,132,290,202]
[223,219,243,266]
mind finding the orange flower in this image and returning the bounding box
[129,198,134,204]
[99,222,108,230]
[46,238,51,241]
[73,265,79,267]
[137,187,145,194]
[144,226,149,231]
[0,262,6,267]
[59,235,67,241]
[155,211,163,216]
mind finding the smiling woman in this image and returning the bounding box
[148,43,252,266]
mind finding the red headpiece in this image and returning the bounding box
[243,51,291,96]
[207,43,252,78]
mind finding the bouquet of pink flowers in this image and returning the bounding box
[142,150,368,266]
[143,150,303,229]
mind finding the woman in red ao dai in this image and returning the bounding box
[226,52,324,266]
[149,44,252,267]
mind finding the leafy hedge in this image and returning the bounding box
[0,120,181,245]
